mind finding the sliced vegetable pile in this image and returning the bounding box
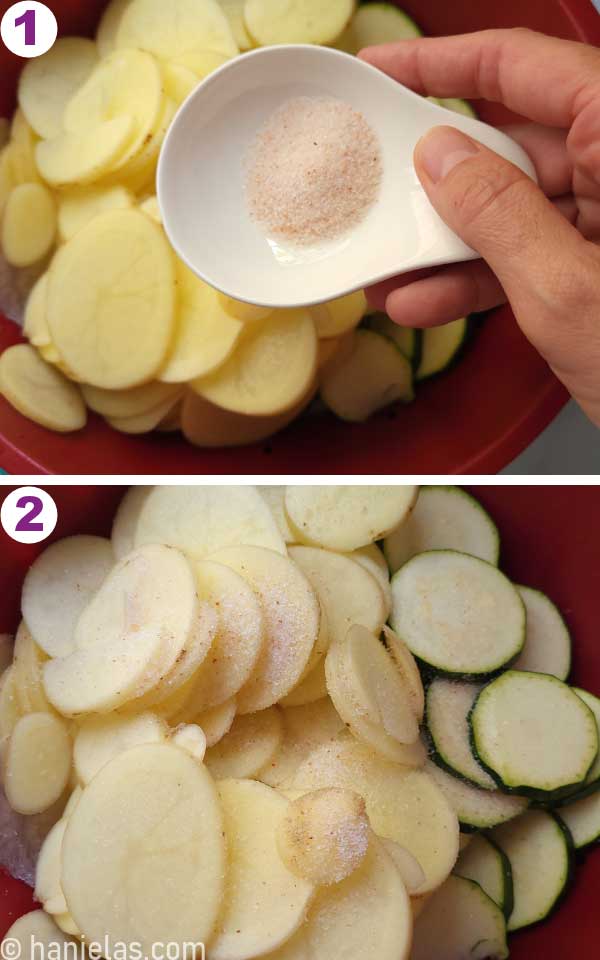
[0,484,598,959]
[0,1,474,446]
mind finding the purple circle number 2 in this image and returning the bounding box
[15,8,36,46]
[15,495,44,532]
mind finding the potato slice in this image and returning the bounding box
[5,713,72,815]
[193,697,237,747]
[116,0,238,59]
[61,744,226,955]
[73,712,166,785]
[210,546,320,713]
[170,723,207,763]
[161,62,198,106]
[190,560,264,709]
[44,544,197,715]
[82,381,181,420]
[35,818,68,915]
[382,625,425,722]
[0,667,22,741]
[258,486,294,542]
[135,485,286,558]
[0,345,87,433]
[220,0,254,49]
[3,912,74,955]
[259,698,344,788]
[159,262,243,383]
[47,210,175,389]
[278,658,327,708]
[288,546,386,648]
[18,38,98,140]
[172,49,231,78]
[8,110,40,184]
[205,707,283,779]
[22,535,114,660]
[211,779,314,960]
[379,839,426,895]
[289,737,460,895]
[0,147,16,217]
[23,273,51,347]
[194,309,317,416]
[111,486,152,560]
[286,485,418,552]
[12,622,52,714]
[106,393,183,434]
[244,0,354,45]
[139,194,162,223]
[219,294,272,323]
[349,544,391,618]
[181,386,314,448]
[2,183,56,267]
[310,291,367,339]
[35,116,135,187]
[53,913,81,938]
[96,0,131,57]
[58,185,133,242]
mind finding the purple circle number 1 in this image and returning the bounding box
[15,495,44,532]
[14,8,35,45]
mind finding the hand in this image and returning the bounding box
[360,29,600,427]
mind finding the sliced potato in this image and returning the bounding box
[58,185,133,242]
[0,667,22,741]
[18,38,98,140]
[205,707,283,779]
[2,183,56,267]
[258,486,294,542]
[170,723,207,763]
[221,0,254,49]
[138,194,162,223]
[111,486,152,560]
[73,712,166,785]
[259,698,344,788]
[382,625,425,722]
[211,779,314,960]
[135,485,286,559]
[12,622,53,714]
[35,818,68,915]
[160,262,243,383]
[218,293,272,323]
[278,657,328,708]
[3,912,74,956]
[349,544,391,618]
[0,146,16,216]
[161,62,198,106]
[22,535,113,660]
[244,0,354,45]
[210,545,320,713]
[0,344,87,433]
[23,273,51,347]
[286,485,418,552]
[181,385,314,447]
[82,381,181,419]
[35,116,134,187]
[379,839,426,895]
[310,290,367,339]
[5,713,72,815]
[116,0,239,59]
[47,210,175,389]
[172,49,231,78]
[194,309,317,416]
[107,393,183,434]
[8,110,40,184]
[96,0,132,57]
[61,744,227,956]
[53,913,81,938]
[193,697,237,747]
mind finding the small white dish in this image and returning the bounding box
[158,44,536,309]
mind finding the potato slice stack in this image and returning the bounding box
[0,0,420,444]
[0,483,465,960]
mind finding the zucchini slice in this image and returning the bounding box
[454,833,514,920]
[412,875,509,960]
[320,329,413,423]
[427,761,528,832]
[511,586,571,681]
[492,811,574,932]
[426,679,496,790]
[383,486,500,573]
[365,313,422,370]
[416,317,468,381]
[337,3,422,56]
[390,551,525,679]
[559,791,600,850]
[573,689,600,792]
[470,672,599,799]
[439,98,478,119]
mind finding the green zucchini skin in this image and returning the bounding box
[424,683,494,791]
[484,832,515,921]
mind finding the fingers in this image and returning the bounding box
[359,29,600,128]
[384,261,505,328]
[503,125,572,198]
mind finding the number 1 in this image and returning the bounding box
[15,8,36,46]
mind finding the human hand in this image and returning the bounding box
[360,29,600,426]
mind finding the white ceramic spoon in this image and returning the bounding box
[158,44,536,309]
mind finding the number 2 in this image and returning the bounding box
[15,8,35,46]
[15,495,44,532]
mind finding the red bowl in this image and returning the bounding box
[1,483,600,956]
[0,1,599,475]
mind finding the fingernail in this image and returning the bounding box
[416,126,480,184]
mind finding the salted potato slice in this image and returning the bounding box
[289,737,460,895]
[245,0,354,45]
[73,713,166,785]
[2,183,56,267]
[35,818,68,915]
[22,535,113,660]
[194,309,317,416]
[12,622,52,714]
[3,911,75,956]
[107,394,183,434]
[383,625,425,722]
[193,697,237,747]
[310,291,367,339]
[279,657,328,708]
[286,485,418,552]
[190,560,264,709]
[82,381,181,420]
[0,345,87,433]
[35,116,134,187]
[170,723,207,763]
[53,913,81,938]
[160,262,242,383]
[289,546,386,649]
[44,544,197,715]
[96,0,131,57]
[210,546,320,713]
[205,707,283,779]
[135,485,285,558]
[258,486,294,542]
[62,744,226,956]
[111,486,152,560]
[58,185,133,242]
[47,210,175,389]
[211,779,314,960]
[5,713,72,815]
[23,273,51,347]
[379,839,426,895]
[116,0,238,59]
[260,698,344,788]
[350,544,392,618]
[0,667,22,741]
[18,38,98,140]
[181,386,314,448]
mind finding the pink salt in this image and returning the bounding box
[245,95,382,246]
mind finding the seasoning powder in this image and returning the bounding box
[245,95,382,246]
